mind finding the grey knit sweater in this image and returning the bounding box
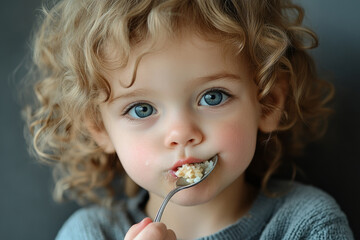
[56,180,354,239]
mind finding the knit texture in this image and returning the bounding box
[56,180,354,239]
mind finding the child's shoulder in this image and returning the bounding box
[55,190,148,240]
[270,179,340,210]
[260,180,354,239]
[55,204,126,240]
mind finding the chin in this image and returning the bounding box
[170,183,218,206]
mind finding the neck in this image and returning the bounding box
[145,176,257,240]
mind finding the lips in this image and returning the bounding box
[171,155,216,172]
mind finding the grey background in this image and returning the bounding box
[1,0,359,239]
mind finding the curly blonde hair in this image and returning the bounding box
[25,0,333,206]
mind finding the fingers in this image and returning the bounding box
[124,218,152,240]
[165,228,177,240]
[125,218,176,240]
[135,222,176,240]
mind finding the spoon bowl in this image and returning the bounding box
[154,155,218,222]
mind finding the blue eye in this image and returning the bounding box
[199,90,229,106]
[128,103,155,118]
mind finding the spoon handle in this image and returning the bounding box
[154,187,182,222]
[153,156,218,222]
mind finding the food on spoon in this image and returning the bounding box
[175,160,214,183]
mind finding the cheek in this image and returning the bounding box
[115,136,158,184]
[213,121,257,169]
[126,142,152,165]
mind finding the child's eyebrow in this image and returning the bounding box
[193,72,242,85]
[109,89,149,104]
[109,72,241,104]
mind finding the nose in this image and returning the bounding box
[164,118,203,148]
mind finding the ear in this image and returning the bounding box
[85,120,116,154]
[259,77,288,133]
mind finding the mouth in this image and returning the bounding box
[170,155,217,176]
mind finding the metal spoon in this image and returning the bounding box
[154,155,218,222]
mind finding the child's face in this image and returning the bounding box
[97,32,263,205]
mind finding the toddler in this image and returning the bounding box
[24,0,354,239]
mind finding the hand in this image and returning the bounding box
[125,218,176,240]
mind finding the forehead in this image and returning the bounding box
[102,31,244,93]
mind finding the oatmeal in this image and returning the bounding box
[175,160,214,183]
